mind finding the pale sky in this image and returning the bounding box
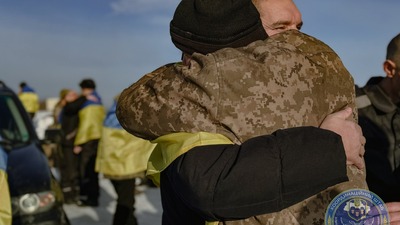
[1,0,399,107]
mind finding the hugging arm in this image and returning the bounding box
[161,108,364,221]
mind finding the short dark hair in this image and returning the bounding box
[19,82,27,88]
[386,33,400,65]
[79,79,96,89]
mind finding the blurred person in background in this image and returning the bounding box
[52,89,70,129]
[41,89,71,171]
[58,89,84,204]
[0,144,11,225]
[73,78,105,207]
[96,95,156,225]
[18,82,39,119]
[356,33,400,202]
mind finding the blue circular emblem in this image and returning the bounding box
[325,189,390,225]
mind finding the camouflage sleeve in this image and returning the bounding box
[320,47,357,122]
[116,63,177,140]
[116,60,230,141]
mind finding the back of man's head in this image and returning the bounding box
[170,0,268,55]
[79,79,96,89]
[386,33,400,65]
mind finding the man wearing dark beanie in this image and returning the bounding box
[169,0,267,55]
[117,0,369,224]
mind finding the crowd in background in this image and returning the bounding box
[18,79,155,225]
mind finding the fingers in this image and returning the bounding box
[360,139,366,157]
[387,202,400,223]
[328,107,353,120]
[361,135,366,145]
[387,202,400,212]
[347,154,364,169]
[351,143,365,169]
[320,108,366,170]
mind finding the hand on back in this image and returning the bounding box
[320,107,365,169]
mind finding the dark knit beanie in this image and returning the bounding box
[170,0,268,55]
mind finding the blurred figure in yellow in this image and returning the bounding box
[96,95,155,225]
[73,79,105,207]
[0,145,11,225]
[18,82,39,119]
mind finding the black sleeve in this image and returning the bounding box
[162,126,348,221]
[63,96,86,115]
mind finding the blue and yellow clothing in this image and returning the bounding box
[18,86,39,114]
[96,99,155,179]
[74,91,105,146]
[0,147,11,225]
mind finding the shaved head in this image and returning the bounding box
[251,0,303,36]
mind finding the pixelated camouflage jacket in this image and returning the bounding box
[117,30,367,225]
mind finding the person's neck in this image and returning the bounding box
[182,53,192,66]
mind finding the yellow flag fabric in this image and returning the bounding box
[205,222,219,225]
[0,171,11,225]
[146,132,233,186]
[74,105,105,146]
[96,127,156,177]
[18,92,39,113]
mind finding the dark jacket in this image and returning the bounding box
[356,84,400,202]
[161,127,347,224]
[61,96,86,147]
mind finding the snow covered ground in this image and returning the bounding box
[63,176,162,225]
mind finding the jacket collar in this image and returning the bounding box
[364,84,397,113]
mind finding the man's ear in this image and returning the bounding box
[383,60,396,78]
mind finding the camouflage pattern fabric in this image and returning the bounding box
[117,30,367,225]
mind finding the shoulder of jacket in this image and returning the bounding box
[149,63,175,77]
[204,47,246,63]
[355,94,372,109]
[131,63,176,87]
